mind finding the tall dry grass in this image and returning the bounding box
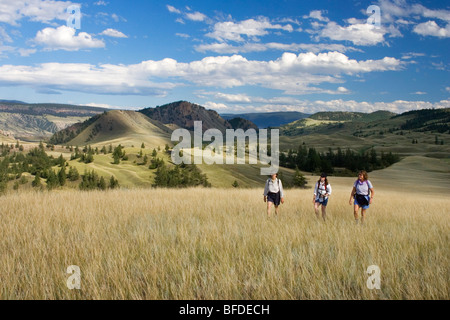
[0,187,448,299]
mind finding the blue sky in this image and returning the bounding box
[0,0,448,114]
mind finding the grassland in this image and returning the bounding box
[0,183,448,300]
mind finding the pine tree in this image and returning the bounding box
[99,176,106,190]
[46,170,59,190]
[293,167,307,188]
[109,175,119,189]
[58,167,67,186]
[32,173,41,188]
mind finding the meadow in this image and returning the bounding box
[1,183,448,300]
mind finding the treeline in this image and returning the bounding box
[152,159,210,188]
[0,142,119,193]
[280,146,400,174]
[397,109,450,133]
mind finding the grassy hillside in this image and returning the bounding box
[66,110,172,149]
[280,109,450,158]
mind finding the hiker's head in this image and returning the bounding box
[358,170,368,181]
[319,172,328,184]
[270,172,278,179]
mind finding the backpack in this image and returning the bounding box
[317,181,328,198]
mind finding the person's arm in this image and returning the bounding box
[369,188,375,204]
[263,180,268,202]
[349,186,356,205]
[327,184,332,197]
[279,180,285,204]
[313,182,318,203]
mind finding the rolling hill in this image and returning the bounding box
[63,110,173,148]
[279,108,450,159]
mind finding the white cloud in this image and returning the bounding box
[412,91,427,95]
[446,87,450,93]
[204,98,450,114]
[319,22,386,46]
[34,26,105,51]
[413,21,450,38]
[195,42,360,54]
[0,52,402,96]
[18,48,37,56]
[206,17,293,42]
[94,1,108,6]
[0,0,76,25]
[167,5,181,14]
[185,11,206,22]
[303,10,329,22]
[175,33,190,38]
[167,5,207,23]
[100,28,128,38]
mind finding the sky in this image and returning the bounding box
[0,0,449,114]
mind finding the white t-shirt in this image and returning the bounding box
[354,180,373,196]
[314,181,332,201]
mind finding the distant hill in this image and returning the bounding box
[53,110,172,148]
[281,110,397,136]
[0,99,27,104]
[221,111,309,128]
[140,100,258,132]
[0,101,109,141]
[0,101,109,117]
[309,110,396,122]
[227,117,258,130]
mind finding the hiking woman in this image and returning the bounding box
[349,170,375,225]
[313,173,332,221]
[263,172,285,217]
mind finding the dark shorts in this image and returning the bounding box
[354,195,370,209]
[315,198,328,206]
[267,192,281,206]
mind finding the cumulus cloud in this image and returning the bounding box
[303,10,329,22]
[202,97,450,114]
[0,0,76,25]
[34,26,105,51]
[206,17,293,42]
[319,22,386,46]
[413,21,450,38]
[100,28,128,38]
[0,52,402,96]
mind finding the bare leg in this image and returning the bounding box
[321,205,327,221]
[275,205,279,216]
[267,201,273,217]
[361,209,367,225]
[354,205,360,224]
[314,202,320,219]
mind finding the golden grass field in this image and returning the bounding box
[1,185,448,300]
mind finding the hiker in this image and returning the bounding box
[313,173,332,221]
[349,170,375,225]
[263,172,285,217]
